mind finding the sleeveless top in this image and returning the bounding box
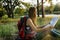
[25,16,37,37]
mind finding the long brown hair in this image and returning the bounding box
[28,7,37,26]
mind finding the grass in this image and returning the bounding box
[37,17,60,29]
[55,19,60,30]
[37,17,52,26]
[37,17,60,40]
[0,22,18,40]
[0,17,60,40]
[0,22,18,37]
[0,18,20,23]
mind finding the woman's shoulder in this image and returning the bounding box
[27,18,34,26]
[27,18,32,22]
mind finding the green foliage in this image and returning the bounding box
[1,15,8,23]
[21,2,31,8]
[2,15,8,19]
[44,5,55,14]
[14,7,26,16]
[45,6,50,12]
[54,4,60,11]
[0,7,7,17]
[14,0,19,6]
[0,0,2,2]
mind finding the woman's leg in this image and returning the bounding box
[36,30,50,40]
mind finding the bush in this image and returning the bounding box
[0,8,7,17]
[2,15,8,19]
[14,6,26,16]
[0,2,7,17]
[1,15,8,23]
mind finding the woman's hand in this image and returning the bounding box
[42,24,54,31]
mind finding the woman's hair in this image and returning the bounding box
[28,7,37,18]
[28,7,37,26]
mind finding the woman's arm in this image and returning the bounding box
[42,24,54,31]
[27,18,42,32]
[37,24,54,31]
[27,18,54,32]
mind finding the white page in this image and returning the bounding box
[43,17,59,29]
[49,17,59,27]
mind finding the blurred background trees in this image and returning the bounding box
[0,0,60,19]
[0,2,7,19]
[0,0,32,19]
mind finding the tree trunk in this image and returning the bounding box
[11,10,14,18]
[7,8,11,18]
[37,0,40,17]
[42,0,45,18]
[11,5,14,18]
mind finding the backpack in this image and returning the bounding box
[17,16,27,39]
[17,16,37,40]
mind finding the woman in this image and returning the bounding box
[26,7,53,40]
[17,7,53,40]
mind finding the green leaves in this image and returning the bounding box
[14,6,25,16]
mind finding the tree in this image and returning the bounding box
[14,6,26,16]
[55,5,60,11]
[19,1,32,15]
[2,0,20,18]
[46,0,55,14]
[0,2,7,18]
[20,1,31,9]
[37,0,40,17]
[41,0,45,18]
[49,2,55,14]
[14,0,20,6]
[0,2,4,17]
[2,0,31,18]
[0,0,2,2]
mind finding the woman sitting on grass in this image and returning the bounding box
[17,7,54,40]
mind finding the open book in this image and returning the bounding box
[49,17,59,27]
[42,17,59,29]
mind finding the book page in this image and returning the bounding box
[49,17,59,27]
[42,17,59,29]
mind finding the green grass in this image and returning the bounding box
[0,17,60,40]
[37,17,60,29]
[55,19,60,30]
[37,17,60,40]
[0,22,18,37]
[37,17,52,26]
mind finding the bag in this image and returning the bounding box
[17,16,36,40]
[17,16,27,39]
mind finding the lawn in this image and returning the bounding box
[37,17,60,40]
[0,17,60,40]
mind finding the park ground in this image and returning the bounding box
[0,14,60,40]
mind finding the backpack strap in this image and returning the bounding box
[24,16,29,27]
[17,17,24,31]
[23,16,29,39]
